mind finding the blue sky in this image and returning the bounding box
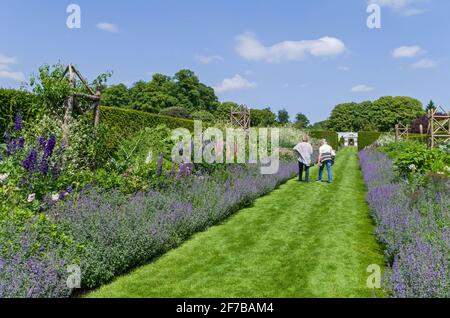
[1,0,449,123]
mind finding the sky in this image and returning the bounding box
[1,0,449,123]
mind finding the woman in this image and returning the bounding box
[293,135,313,182]
[317,139,335,183]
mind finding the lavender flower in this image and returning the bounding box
[14,113,23,131]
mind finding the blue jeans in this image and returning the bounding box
[318,160,333,183]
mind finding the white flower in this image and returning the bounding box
[27,193,36,203]
[408,164,417,172]
[145,150,153,164]
[51,194,60,202]
[0,173,9,183]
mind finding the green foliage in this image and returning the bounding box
[277,108,290,125]
[215,102,238,122]
[406,133,428,145]
[0,89,38,142]
[309,120,328,131]
[103,70,219,114]
[159,106,192,119]
[191,110,215,122]
[426,100,436,112]
[382,141,450,177]
[294,113,310,129]
[251,108,277,127]
[309,131,339,150]
[28,63,111,119]
[101,84,130,108]
[99,106,194,159]
[358,132,381,150]
[327,96,425,132]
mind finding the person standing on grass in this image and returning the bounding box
[294,135,313,182]
[317,139,335,183]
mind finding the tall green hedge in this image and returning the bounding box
[309,131,339,150]
[358,132,381,150]
[0,89,38,141]
[99,106,196,156]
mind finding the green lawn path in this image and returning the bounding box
[89,148,384,298]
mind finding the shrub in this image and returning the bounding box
[192,110,215,122]
[0,207,80,298]
[49,161,298,289]
[0,89,38,142]
[358,132,381,150]
[98,106,195,159]
[309,131,338,150]
[159,106,192,119]
[382,141,450,177]
[359,150,449,298]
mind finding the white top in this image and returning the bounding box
[319,144,333,154]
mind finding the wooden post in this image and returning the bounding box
[62,64,76,145]
[430,109,435,148]
[93,86,101,128]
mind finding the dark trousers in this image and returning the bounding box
[298,162,310,182]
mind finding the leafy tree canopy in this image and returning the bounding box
[294,113,310,129]
[326,96,425,132]
[277,108,290,125]
[102,70,220,115]
[251,108,277,127]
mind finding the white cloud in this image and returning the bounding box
[195,54,223,64]
[0,70,25,82]
[0,54,17,66]
[412,58,438,69]
[351,84,375,92]
[96,22,119,33]
[235,32,346,63]
[0,54,24,82]
[368,0,429,16]
[338,66,351,71]
[214,74,257,93]
[393,45,423,58]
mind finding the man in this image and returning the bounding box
[317,139,335,183]
[293,135,313,182]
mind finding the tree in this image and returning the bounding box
[326,97,425,132]
[277,109,290,125]
[192,110,215,122]
[215,102,239,122]
[294,113,310,129]
[102,84,130,108]
[309,120,329,131]
[426,100,436,112]
[251,108,277,127]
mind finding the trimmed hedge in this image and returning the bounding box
[358,132,381,150]
[309,131,339,150]
[0,89,38,141]
[99,106,195,157]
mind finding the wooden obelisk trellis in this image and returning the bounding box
[428,107,450,148]
[230,104,251,132]
[395,123,409,142]
[61,64,102,143]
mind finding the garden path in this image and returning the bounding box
[89,148,384,298]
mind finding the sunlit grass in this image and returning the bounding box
[88,148,384,298]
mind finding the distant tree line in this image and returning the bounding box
[319,96,427,132]
[101,69,308,127]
